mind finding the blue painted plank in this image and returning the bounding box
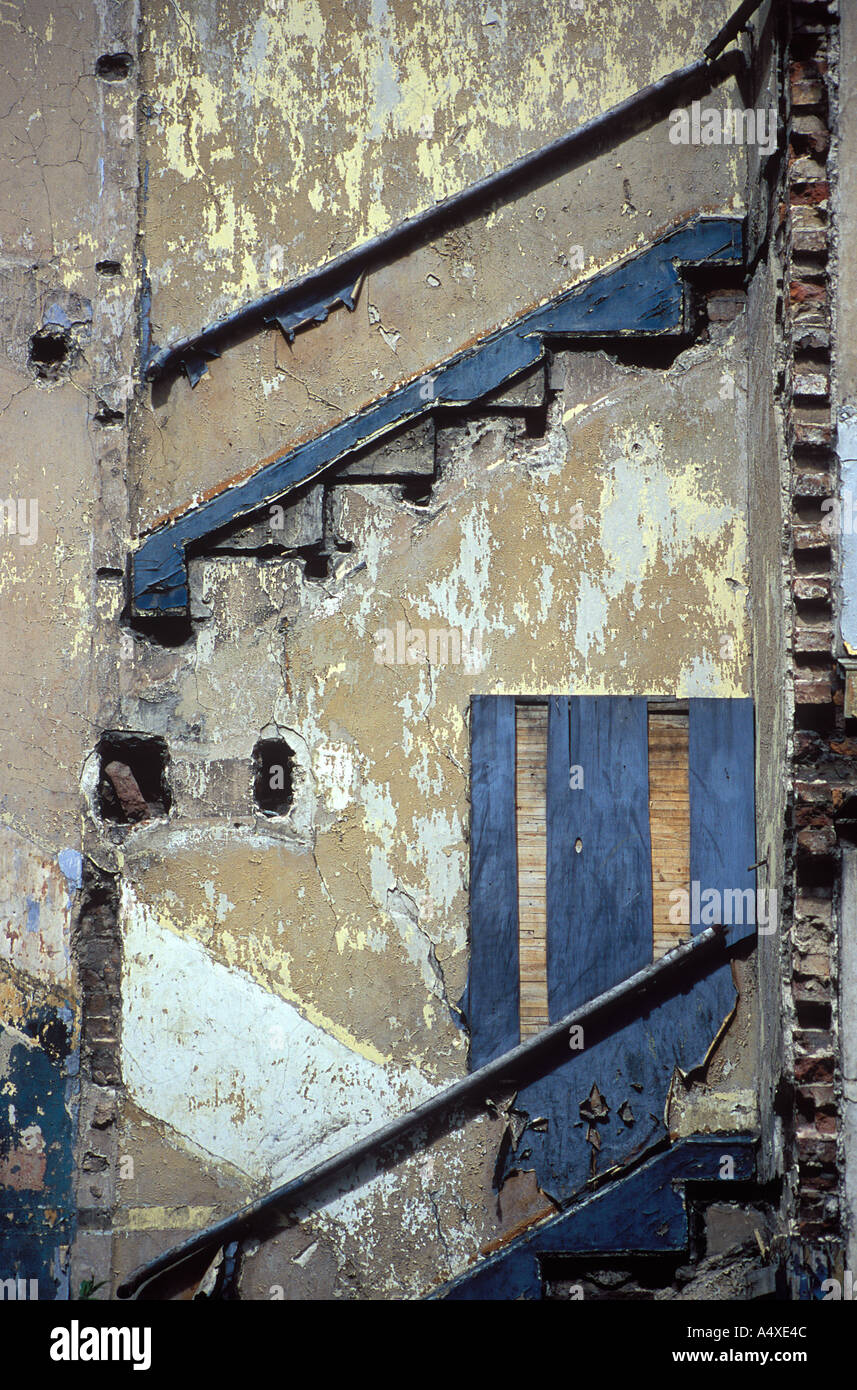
[131,218,743,615]
[548,696,652,1017]
[468,696,520,1068]
[689,698,757,944]
[510,697,655,1201]
[502,696,746,1206]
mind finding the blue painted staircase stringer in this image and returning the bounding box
[430,1134,757,1300]
[130,216,744,617]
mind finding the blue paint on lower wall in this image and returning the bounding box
[0,1007,77,1300]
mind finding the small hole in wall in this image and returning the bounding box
[399,477,433,507]
[29,328,71,381]
[95,52,133,80]
[97,732,170,823]
[299,546,330,580]
[253,739,294,815]
[94,400,124,425]
[95,260,122,277]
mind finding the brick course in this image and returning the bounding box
[786,0,842,1268]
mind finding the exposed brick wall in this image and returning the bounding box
[71,863,123,1276]
[785,0,843,1273]
[74,865,122,1090]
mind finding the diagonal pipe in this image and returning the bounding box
[143,0,770,383]
[117,922,732,1298]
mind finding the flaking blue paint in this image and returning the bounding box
[435,1135,757,1299]
[469,696,755,1205]
[0,1007,76,1297]
[58,848,83,894]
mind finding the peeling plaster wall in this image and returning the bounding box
[106,327,763,1296]
[135,0,749,527]
[0,0,788,1301]
[141,0,739,326]
[0,0,139,1297]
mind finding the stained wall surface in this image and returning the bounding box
[0,0,786,1300]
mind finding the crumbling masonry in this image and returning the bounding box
[2,0,857,1302]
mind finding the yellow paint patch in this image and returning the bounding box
[116,1205,220,1231]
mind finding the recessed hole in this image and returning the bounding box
[29,328,71,380]
[299,546,330,580]
[574,838,583,853]
[94,400,124,425]
[97,732,170,823]
[253,738,294,815]
[399,477,433,507]
[95,52,133,80]
[96,260,122,277]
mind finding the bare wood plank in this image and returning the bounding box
[516,703,549,1038]
[649,710,690,960]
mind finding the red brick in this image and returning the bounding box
[793,575,831,601]
[792,521,831,549]
[797,1083,836,1109]
[796,780,832,804]
[794,677,833,704]
[794,951,831,980]
[793,321,830,350]
[793,470,833,498]
[791,79,825,107]
[794,822,833,856]
[795,895,832,925]
[790,279,828,305]
[790,182,830,207]
[801,1171,838,1193]
[790,155,829,184]
[103,760,149,822]
[795,1056,834,1085]
[795,1027,833,1051]
[794,623,833,654]
[794,371,830,399]
[793,976,832,1004]
[791,115,831,160]
[794,926,831,960]
[792,229,828,258]
[830,738,857,757]
[796,1133,837,1164]
[789,60,827,84]
[794,419,833,446]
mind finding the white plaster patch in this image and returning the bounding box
[121,895,431,1184]
[0,825,73,982]
[307,1123,482,1294]
[313,741,355,812]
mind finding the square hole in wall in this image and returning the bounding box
[253,738,294,815]
[97,733,171,822]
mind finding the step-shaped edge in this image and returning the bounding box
[130,216,743,618]
[430,1134,757,1301]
